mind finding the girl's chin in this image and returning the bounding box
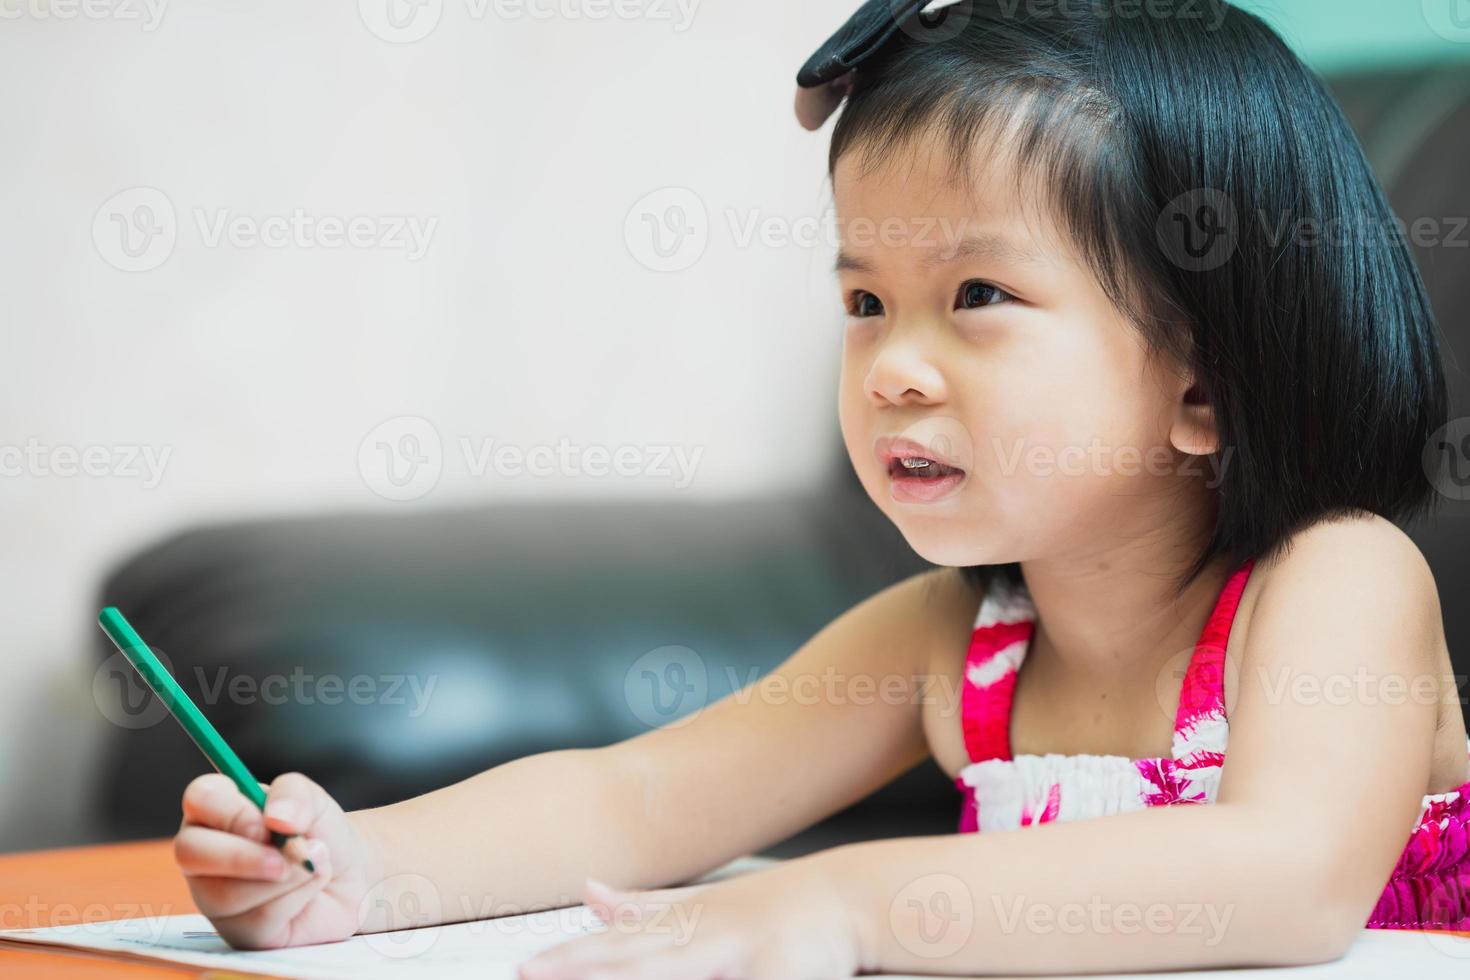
[889,521,1005,569]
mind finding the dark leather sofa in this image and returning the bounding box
[92,61,1470,857]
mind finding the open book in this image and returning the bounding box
[3,854,1467,979]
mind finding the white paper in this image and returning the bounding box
[4,853,1468,979]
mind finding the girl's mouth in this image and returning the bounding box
[885,454,968,503]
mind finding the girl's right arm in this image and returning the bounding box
[173,567,978,949]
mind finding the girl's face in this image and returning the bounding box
[835,137,1211,568]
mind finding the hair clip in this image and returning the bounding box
[794,0,969,131]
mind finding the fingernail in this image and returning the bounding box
[264,854,286,879]
[307,840,330,872]
[264,799,301,826]
[585,877,618,894]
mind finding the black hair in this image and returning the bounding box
[826,0,1447,593]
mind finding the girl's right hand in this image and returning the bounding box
[173,771,382,949]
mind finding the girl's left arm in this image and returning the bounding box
[521,516,1448,978]
[829,515,1446,974]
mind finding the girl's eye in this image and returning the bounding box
[956,279,1012,309]
[847,290,884,318]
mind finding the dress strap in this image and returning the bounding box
[960,587,1035,764]
[1170,558,1255,766]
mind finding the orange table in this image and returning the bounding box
[0,838,233,979]
[6,839,1468,978]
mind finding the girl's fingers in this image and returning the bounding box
[519,928,679,979]
[185,844,330,919]
[180,773,269,842]
[261,772,334,837]
[174,824,297,881]
[211,861,336,950]
[583,880,705,924]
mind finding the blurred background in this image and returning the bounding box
[2,0,1468,855]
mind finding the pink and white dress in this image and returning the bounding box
[953,559,1470,930]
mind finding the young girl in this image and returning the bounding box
[171,1,1470,975]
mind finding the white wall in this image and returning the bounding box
[0,0,857,850]
[4,0,1457,852]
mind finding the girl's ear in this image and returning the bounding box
[1170,377,1219,456]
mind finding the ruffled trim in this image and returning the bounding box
[957,754,1153,832]
[1368,788,1470,930]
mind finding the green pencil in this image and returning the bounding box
[97,606,315,873]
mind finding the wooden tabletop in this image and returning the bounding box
[5,838,1468,978]
[0,838,211,979]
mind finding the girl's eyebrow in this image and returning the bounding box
[833,232,1046,275]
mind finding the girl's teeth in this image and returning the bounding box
[901,457,932,470]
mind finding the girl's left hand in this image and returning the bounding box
[517,859,868,980]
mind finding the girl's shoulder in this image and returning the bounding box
[1241,511,1440,635]
[1228,511,1466,791]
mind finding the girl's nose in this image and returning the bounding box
[864,334,947,407]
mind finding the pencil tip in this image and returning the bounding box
[303,858,316,873]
